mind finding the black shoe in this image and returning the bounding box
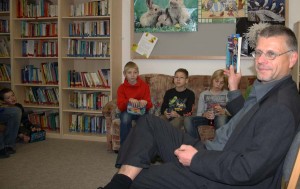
[0,148,10,159]
[5,147,16,154]
[97,187,104,189]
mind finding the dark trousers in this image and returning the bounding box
[116,114,210,189]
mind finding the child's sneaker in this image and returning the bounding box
[0,148,10,158]
[5,147,16,154]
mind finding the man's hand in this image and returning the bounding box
[174,145,198,166]
[224,65,242,91]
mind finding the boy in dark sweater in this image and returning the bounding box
[160,68,195,130]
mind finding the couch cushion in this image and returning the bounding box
[140,74,175,116]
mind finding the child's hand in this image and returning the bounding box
[139,100,147,107]
[170,111,180,118]
[23,135,30,143]
[214,105,225,115]
[164,110,171,119]
[203,110,214,119]
[129,98,139,107]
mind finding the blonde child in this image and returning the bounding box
[117,61,153,144]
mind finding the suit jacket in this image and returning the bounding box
[190,76,300,189]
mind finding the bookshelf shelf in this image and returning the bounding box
[13,17,58,21]
[14,56,58,59]
[0,11,9,15]
[63,108,102,114]
[15,83,59,87]
[62,36,110,40]
[22,104,59,109]
[62,16,110,20]
[14,37,58,40]
[62,87,110,92]
[0,80,10,83]
[62,57,110,60]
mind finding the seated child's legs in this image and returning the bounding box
[119,112,139,144]
[184,116,208,139]
[169,117,184,131]
[0,107,21,149]
[214,115,230,129]
[184,117,198,139]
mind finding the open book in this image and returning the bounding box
[226,34,242,73]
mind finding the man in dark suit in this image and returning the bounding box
[100,25,300,189]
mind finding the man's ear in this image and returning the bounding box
[289,51,298,69]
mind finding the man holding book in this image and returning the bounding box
[99,25,300,189]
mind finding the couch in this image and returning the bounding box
[102,74,256,151]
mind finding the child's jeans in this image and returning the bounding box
[0,107,22,149]
[119,111,141,145]
[184,115,230,139]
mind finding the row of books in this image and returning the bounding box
[69,20,110,37]
[0,19,9,33]
[17,0,58,18]
[22,40,58,57]
[21,21,58,37]
[28,110,59,131]
[70,0,110,17]
[0,0,9,11]
[24,86,59,105]
[0,63,10,81]
[68,69,110,88]
[0,36,10,57]
[69,91,109,110]
[69,113,106,134]
[21,62,58,84]
[67,39,109,57]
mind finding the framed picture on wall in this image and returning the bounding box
[134,0,199,33]
[247,0,286,22]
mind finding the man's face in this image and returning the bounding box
[254,36,297,83]
[3,91,17,105]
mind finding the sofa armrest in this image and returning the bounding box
[102,99,118,118]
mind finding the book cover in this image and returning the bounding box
[226,34,242,73]
[127,103,145,115]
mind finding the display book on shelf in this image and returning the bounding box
[14,0,60,132]
[62,0,111,136]
[226,34,242,73]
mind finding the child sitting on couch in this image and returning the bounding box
[117,61,153,145]
[160,68,195,130]
[0,88,39,143]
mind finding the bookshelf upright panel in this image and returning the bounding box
[0,0,11,89]
[293,21,300,90]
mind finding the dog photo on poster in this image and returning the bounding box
[134,0,198,33]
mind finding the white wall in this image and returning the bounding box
[122,0,300,76]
